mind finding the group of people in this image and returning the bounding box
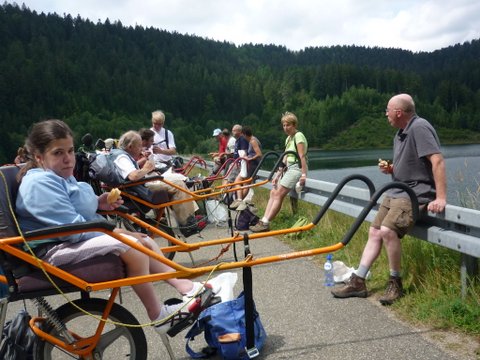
[14,118,213,338]
[12,91,447,352]
[209,93,446,306]
[209,113,308,234]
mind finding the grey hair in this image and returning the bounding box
[118,130,141,150]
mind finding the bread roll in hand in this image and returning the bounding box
[378,158,391,167]
[107,188,122,204]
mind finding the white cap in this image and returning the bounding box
[212,128,222,136]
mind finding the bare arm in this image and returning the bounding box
[248,139,262,161]
[127,160,155,182]
[426,153,447,213]
[296,142,308,186]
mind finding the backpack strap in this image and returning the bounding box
[185,317,209,359]
[242,233,258,358]
[164,127,170,149]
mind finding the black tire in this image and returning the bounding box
[33,298,147,360]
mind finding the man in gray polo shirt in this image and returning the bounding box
[331,93,447,305]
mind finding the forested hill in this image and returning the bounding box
[1,3,480,164]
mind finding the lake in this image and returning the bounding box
[306,144,480,208]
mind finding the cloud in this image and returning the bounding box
[15,0,480,52]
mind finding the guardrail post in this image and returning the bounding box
[461,254,478,298]
[290,196,298,215]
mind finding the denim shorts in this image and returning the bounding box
[372,197,414,238]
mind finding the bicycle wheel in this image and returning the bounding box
[34,298,147,360]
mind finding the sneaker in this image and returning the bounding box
[331,273,368,298]
[195,215,208,231]
[153,300,194,336]
[249,221,270,233]
[229,199,243,210]
[379,276,403,305]
[182,281,212,302]
[154,288,217,337]
[179,215,206,238]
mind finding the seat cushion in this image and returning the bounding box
[17,254,125,292]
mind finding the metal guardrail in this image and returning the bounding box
[254,168,479,297]
[195,158,478,296]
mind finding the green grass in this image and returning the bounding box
[251,187,480,338]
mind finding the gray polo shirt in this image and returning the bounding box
[387,115,441,203]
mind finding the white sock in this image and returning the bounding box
[261,217,269,224]
[183,282,202,298]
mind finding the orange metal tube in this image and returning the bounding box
[28,288,120,357]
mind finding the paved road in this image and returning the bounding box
[5,224,463,359]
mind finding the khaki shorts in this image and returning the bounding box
[279,165,302,189]
[372,197,414,238]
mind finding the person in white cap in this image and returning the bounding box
[209,128,229,175]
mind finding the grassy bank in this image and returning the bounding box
[249,187,480,340]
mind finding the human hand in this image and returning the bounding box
[299,176,306,186]
[144,159,156,172]
[98,191,124,210]
[378,158,393,174]
[152,145,162,154]
[427,198,446,213]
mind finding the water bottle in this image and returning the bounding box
[324,254,335,287]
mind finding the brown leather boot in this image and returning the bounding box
[331,273,368,298]
[379,276,404,305]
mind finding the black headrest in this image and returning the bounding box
[0,166,21,237]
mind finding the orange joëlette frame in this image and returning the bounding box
[109,155,272,211]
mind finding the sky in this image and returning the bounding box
[11,0,480,53]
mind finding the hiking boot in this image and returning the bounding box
[379,276,403,305]
[249,220,270,233]
[331,273,368,298]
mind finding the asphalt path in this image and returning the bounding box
[5,223,463,360]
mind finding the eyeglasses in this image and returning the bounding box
[385,108,402,114]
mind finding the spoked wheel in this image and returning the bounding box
[33,298,147,360]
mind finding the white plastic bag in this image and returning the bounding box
[333,261,371,283]
[205,199,228,226]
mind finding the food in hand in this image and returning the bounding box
[378,158,391,167]
[107,188,122,204]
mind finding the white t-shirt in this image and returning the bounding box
[151,127,176,162]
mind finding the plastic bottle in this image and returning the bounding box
[324,254,335,287]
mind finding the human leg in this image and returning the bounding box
[249,185,290,232]
[331,226,383,298]
[263,185,290,221]
[120,247,163,320]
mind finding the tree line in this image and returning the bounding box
[1,3,480,164]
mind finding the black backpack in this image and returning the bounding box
[235,205,259,231]
[0,310,35,360]
[88,150,127,186]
